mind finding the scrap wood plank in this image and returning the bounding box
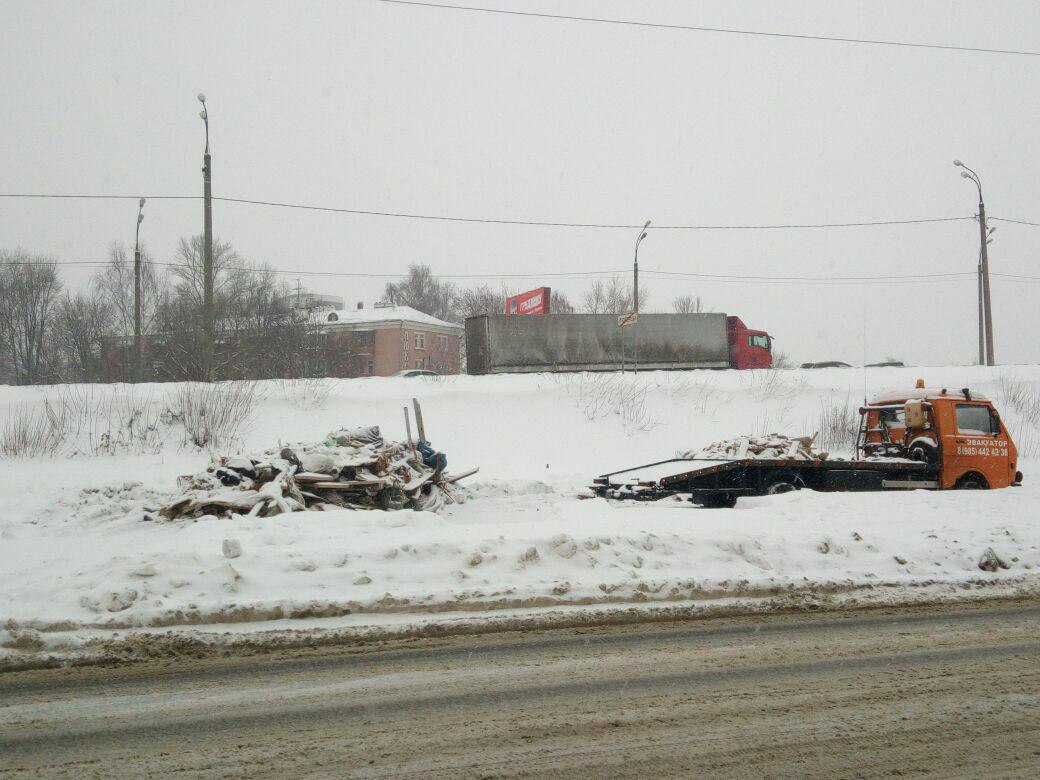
[309,479,387,490]
[412,398,427,442]
[403,471,434,492]
[443,466,479,484]
[294,472,336,483]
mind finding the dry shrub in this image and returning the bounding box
[49,385,167,455]
[282,376,335,410]
[0,404,65,458]
[170,381,261,449]
[558,372,661,432]
[997,377,1040,457]
[738,367,804,403]
[815,394,859,454]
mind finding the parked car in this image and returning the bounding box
[392,369,440,378]
[800,361,852,369]
[865,361,906,368]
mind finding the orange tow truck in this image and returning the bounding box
[858,380,1020,490]
[592,379,1023,507]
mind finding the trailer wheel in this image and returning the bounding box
[766,480,798,495]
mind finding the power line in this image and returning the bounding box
[13,256,1040,285]
[374,0,1040,58]
[641,271,977,287]
[991,216,1040,227]
[0,193,975,230]
[0,194,198,201]
[645,269,974,282]
[217,197,975,229]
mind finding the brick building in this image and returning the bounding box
[324,303,462,376]
[99,302,462,382]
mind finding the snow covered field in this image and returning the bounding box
[2,365,1039,662]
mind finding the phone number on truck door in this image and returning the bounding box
[956,439,1009,457]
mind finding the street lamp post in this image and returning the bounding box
[633,220,650,373]
[133,198,146,382]
[199,93,214,381]
[954,160,994,366]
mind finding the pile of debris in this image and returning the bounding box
[157,424,476,521]
[679,433,827,461]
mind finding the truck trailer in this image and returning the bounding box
[465,313,772,374]
[592,380,1022,507]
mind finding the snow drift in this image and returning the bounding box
[1,366,1039,658]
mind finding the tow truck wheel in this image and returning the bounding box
[697,494,737,509]
[955,473,988,490]
[908,440,938,465]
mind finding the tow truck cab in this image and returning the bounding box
[859,381,1020,490]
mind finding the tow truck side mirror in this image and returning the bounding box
[904,401,926,429]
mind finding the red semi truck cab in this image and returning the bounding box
[727,316,772,369]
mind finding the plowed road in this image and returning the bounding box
[3,600,1039,777]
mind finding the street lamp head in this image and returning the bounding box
[960,171,972,179]
[199,109,208,120]
[138,214,145,224]
[953,159,963,167]
[138,197,146,208]
[639,232,648,241]
[642,220,651,230]
[197,93,206,104]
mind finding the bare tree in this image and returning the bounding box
[152,236,254,381]
[384,264,456,322]
[456,284,505,318]
[170,235,246,311]
[51,290,112,382]
[581,280,608,314]
[580,277,647,314]
[0,251,62,384]
[550,290,575,314]
[94,242,167,340]
[672,294,704,314]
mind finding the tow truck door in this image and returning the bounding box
[941,402,1012,488]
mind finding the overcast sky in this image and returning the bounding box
[2,0,1038,365]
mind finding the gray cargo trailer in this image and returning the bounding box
[465,313,730,374]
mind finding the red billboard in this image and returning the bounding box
[505,286,551,315]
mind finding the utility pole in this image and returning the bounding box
[133,198,146,382]
[199,93,215,381]
[978,201,995,366]
[977,246,985,365]
[954,160,994,365]
[632,220,650,373]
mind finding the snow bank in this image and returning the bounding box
[1,366,1039,657]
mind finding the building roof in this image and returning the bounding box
[324,305,462,331]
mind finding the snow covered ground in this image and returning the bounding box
[2,365,1039,663]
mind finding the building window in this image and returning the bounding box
[366,360,374,375]
[414,332,426,349]
[437,362,448,373]
[356,330,373,347]
[438,335,448,351]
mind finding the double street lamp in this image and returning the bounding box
[954,160,994,366]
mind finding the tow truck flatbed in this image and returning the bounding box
[593,456,935,507]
